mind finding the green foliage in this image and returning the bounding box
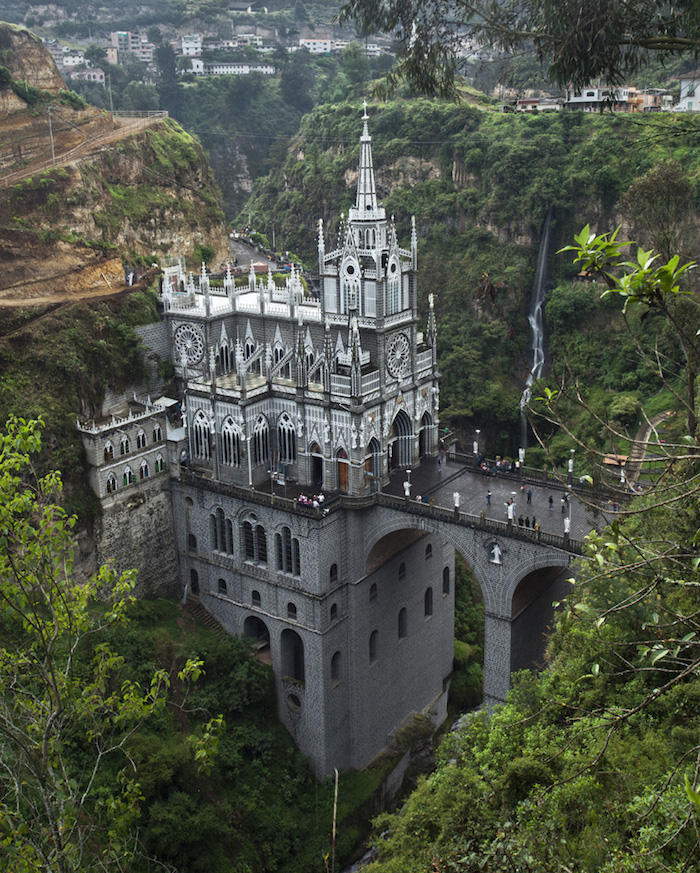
[0,297,152,515]
[11,78,47,106]
[58,88,87,110]
[244,101,700,451]
[0,417,209,871]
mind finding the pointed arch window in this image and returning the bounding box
[369,630,378,664]
[136,430,147,449]
[193,411,211,461]
[155,453,166,473]
[106,473,117,494]
[221,417,242,467]
[386,259,400,315]
[119,435,130,456]
[398,607,408,639]
[276,526,300,576]
[243,519,267,565]
[220,342,231,372]
[278,413,296,464]
[123,466,134,486]
[139,460,149,480]
[424,587,434,617]
[391,410,412,468]
[104,441,115,462]
[364,438,380,480]
[331,650,341,686]
[153,424,163,443]
[253,415,269,465]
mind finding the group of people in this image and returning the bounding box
[516,515,539,529]
[477,454,523,476]
[296,493,325,508]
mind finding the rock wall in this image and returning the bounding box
[0,23,65,97]
[94,477,179,598]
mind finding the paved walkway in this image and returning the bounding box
[385,456,610,543]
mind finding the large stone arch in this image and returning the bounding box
[359,505,573,705]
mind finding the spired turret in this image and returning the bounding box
[320,104,416,324]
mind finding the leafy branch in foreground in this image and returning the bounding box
[340,0,700,99]
[0,416,218,873]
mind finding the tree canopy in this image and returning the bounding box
[340,0,700,98]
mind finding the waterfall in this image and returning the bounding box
[520,206,554,449]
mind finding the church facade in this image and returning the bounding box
[82,108,455,776]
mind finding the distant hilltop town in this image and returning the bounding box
[43,27,389,85]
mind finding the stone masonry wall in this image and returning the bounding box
[94,476,179,598]
[101,322,170,415]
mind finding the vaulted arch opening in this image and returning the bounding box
[243,615,270,664]
[281,628,305,685]
[389,409,412,468]
[336,448,349,494]
[510,565,572,675]
[419,411,433,457]
[309,442,323,487]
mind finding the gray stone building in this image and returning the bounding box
[82,108,455,776]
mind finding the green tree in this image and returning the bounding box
[340,0,700,98]
[83,44,107,69]
[560,225,699,439]
[155,43,182,118]
[0,417,212,872]
[280,48,314,111]
[341,41,371,86]
[146,25,163,46]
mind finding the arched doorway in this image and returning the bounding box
[390,409,412,468]
[309,442,323,487]
[510,566,571,674]
[243,615,270,662]
[419,411,433,457]
[281,628,305,684]
[364,438,380,486]
[336,448,349,493]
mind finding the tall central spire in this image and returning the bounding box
[350,101,384,221]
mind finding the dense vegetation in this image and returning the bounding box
[0,289,158,516]
[1,418,427,872]
[362,473,700,871]
[242,99,700,456]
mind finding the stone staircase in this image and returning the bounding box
[184,596,227,637]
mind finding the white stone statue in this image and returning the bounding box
[490,543,503,565]
[351,423,358,448]
[296,412,304,438]
[324,418,331,443]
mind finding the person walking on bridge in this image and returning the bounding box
[548,495,553,511]
[487,490,492,506]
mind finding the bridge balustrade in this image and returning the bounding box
[179,469,584,553]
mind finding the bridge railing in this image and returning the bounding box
[373,491,585,555]
[450,449,631,503]
[179,469,585,554]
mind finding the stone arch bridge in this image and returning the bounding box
[342,491,582,703]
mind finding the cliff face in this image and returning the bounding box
[0,22,65,94]
[0,119,230,299]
